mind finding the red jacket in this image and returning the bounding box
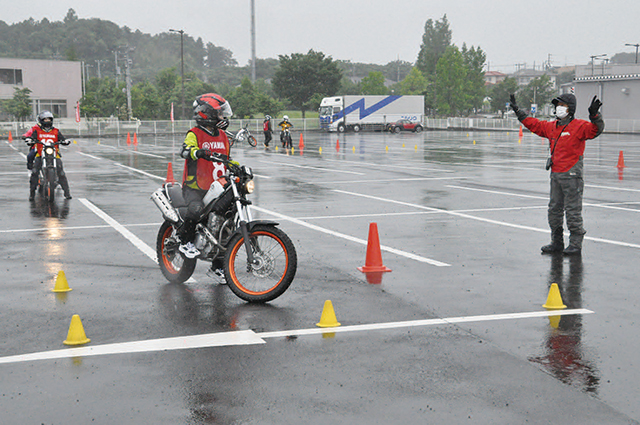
[522,117,601,173]
[22,126,64,157]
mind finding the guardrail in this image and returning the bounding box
[1,116,638,137]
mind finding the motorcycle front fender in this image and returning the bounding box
[228,220,280,240]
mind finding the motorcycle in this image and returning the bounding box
[26,138,63,203]
[280,127,292,149]
[225,124,257,148]
[151,153,297,303]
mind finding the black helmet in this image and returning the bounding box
[37,110,54,130]
[551,93,576,116]
[193,93,233,128]
[264,115,272,121]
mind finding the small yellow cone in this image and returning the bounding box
[291,147,295,154]
[52,270,72,293]
[319,146,322,154]
[414,145,417,151]
[63,314,91,346]
[385,146,389,152]
[73,140,78,144]
[316,300,341,328]
[543,283,567,310]
[402,143,405,148]
[352,146,355,153]
[473,140,476,145]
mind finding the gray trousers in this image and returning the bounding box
[548,159,586,237]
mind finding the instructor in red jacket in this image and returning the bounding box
[510,93,604,255]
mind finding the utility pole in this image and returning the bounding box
[251,0,256,83]
[170,29,185,120]
[119,46,135,120]
[625,43,639,64]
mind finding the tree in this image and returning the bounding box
[489,77,518,114]
[416,14,452,78]
[435,46,466,116]
[360,71,388,95]
[519,75,554,114]
[272,49,342,118]
[5,87,33,121]
[461,43,487,113]
[399,67,427,95]
[205,42,237,68]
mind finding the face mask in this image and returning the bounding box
[555,105,569,119]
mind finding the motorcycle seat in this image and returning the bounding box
[166,183,186,208]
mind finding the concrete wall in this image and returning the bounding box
[0,58,82,119]
[574,64,640,120]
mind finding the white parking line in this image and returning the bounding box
[0,308,593,365]
[252,205,450,267]
[260,159,365,175]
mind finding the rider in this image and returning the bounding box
[263,115,273,147]
[23,110,72,201]
[278,115,293,147]
[178,93,233,259]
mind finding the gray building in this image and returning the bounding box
[0,58,82,119]
[574,63,640,126]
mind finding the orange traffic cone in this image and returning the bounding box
[299,133,305,149]
[133,132,138,146]
[357,223,392,278]
[166,162,176,183]
[617,151,625,169]
[8,131,13,142]
[336,138,340,152]
[518,125,523,139]
[126,132,131,146]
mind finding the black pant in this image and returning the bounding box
[30,156,71,196]
[180,186,206,242]
[264,131,272,146]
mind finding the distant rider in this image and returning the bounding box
[178,93,233,260]
[263,115,273,147]
[278,115,293,148]
[23,110,72,201]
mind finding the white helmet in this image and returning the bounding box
[283,115,289,121]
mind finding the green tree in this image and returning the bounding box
[226,76,256,118]
[131,80,161,119]
[435,46,466,116]
[489,77,518,114]
[461,43,487,113]
[360,71,388,95]
[416,14,452,78]
[519,75,554,114]
[399,67,428,95]
[272,49,342,118]
[5,87,33,121]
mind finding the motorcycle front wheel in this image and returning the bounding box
[224,224,297,303]
[247,135,257,147]
[44,168,56,203]
[157,221,197,284]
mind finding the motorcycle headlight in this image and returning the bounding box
[244,179,255,194]
[45,147,54,155]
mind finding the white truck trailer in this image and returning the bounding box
[318,95,424,132]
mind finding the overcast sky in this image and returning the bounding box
[2,0,639,73]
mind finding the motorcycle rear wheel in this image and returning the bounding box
[224,224,297,303]
[157,221,196,284]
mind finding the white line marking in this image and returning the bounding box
[334,189,640,249]
[77,151,103,161]
[586,184,640,193]
[79,198,158,263]
[129,150,166,159]
[0,330,264,364]
[323,158,454,173]
[0,309,593,365]
[115,163,166,180]
[251,205,450,267]
[310,176,469,184]
[0,222,162,234]
[258,309,594,338]
[260,159,365,175]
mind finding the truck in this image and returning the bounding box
[318,95,424,133]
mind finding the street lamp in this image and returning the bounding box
[625,43,639,64]
[590,54,607,75]
[169,28,185,120]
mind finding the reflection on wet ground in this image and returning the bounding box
[529,255,600,394]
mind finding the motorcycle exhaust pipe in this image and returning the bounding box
[151,188,181,223]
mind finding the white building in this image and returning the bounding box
[0,58,82,119]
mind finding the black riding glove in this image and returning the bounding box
[195,149,210,159]
[588,95,602,117]
[509,94,528,122]
[61,140,70,146]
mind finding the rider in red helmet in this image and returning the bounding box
[178,93,233,259]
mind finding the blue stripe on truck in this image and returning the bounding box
[334,96,401,121]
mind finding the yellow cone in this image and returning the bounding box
[319,146,322,154]
[316,300,341,328]
[543,283,567,310]
[63,314,91,346]
[52,270,72,293]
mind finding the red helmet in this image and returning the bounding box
[193,93,233,128]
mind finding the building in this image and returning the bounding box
[512,68,557,89]
[573,63,640,122]
[0,58,82,119]
[484,71,507,86]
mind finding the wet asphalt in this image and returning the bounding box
[1,128,639,424]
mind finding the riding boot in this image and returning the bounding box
[29,174,38,201]
[541,228,564,254]
[59,174,72,199]
[563,233,584,256]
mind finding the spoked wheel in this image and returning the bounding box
[224,225,297,303]
[157,221,196,283]
[44,169,56,203]
[248,135,257,147]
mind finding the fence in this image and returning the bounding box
[1,116,639,138]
